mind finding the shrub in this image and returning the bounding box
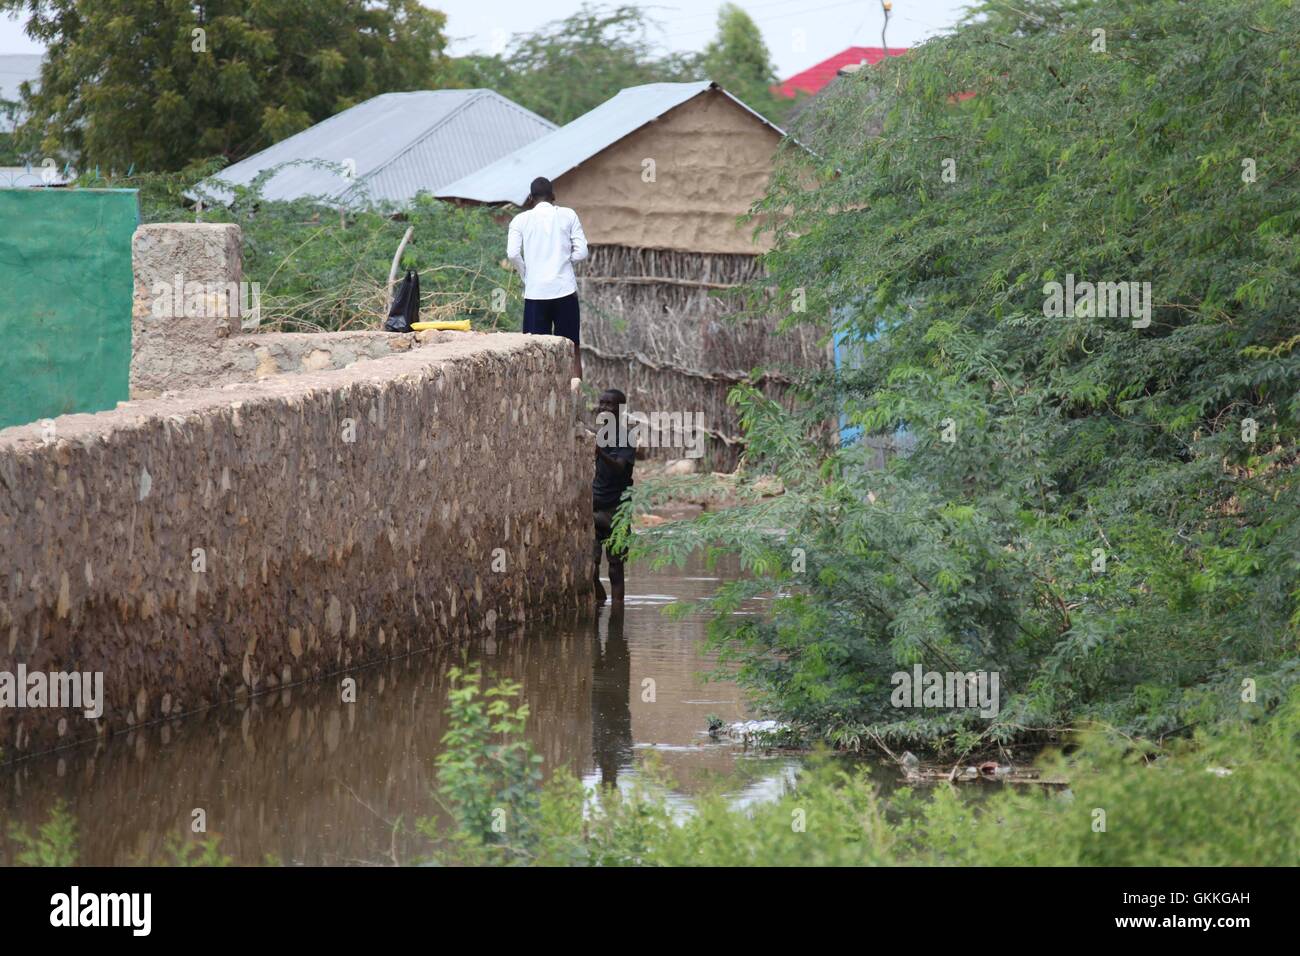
[619,0,1300,750]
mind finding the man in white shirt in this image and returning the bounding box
[507,176,589,380]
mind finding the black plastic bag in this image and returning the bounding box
[383,269,420,332]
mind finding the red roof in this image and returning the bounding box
[776,46,908,98]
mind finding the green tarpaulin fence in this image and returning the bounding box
[0,188,140,430]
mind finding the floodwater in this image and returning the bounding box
[0,553,807,866]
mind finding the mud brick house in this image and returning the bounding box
[437,81,826,470]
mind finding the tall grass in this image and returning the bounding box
[76,162,522,334]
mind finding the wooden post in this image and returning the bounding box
[388,226,414,303]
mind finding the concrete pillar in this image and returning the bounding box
[130,223,243,399]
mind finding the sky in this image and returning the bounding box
[1,1,972,78]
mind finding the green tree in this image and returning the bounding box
[700,3,788,123]
[962,0,1098,35]
[2,0,455,171]
[0,95,23,163]
[621,0,1300,751]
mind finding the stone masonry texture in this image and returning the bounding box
[0,331,592,756]
[128,221,465,400]
[130,222,244,398]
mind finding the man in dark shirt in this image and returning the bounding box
[592,388,635,604]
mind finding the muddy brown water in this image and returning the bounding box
[1,553,832,865]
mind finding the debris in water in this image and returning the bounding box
[904,763,1069,788]
[726,719,790,745]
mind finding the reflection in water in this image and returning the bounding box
[0,553,801,865]
[591,607,633,788]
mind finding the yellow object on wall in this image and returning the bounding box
[411,320,471,332]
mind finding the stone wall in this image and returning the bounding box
[135,327,434,398]
[129,222,243,398]
[129,222,427,399]
[0,228,592,757]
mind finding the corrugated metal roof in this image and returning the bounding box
[435,81,792,206]
[194,89,556,207]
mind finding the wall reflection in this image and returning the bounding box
[1,556,798,865]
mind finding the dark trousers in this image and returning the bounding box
[523,292,580,344]
[593,505,626,586]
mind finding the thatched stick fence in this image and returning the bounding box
[577,244,828,471]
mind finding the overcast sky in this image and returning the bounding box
[1,1,972,77]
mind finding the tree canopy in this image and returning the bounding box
[699,3,787,123]
[450,3,699,127]
[450,2,791,127]
[5,1,796,170]
[628,0,1300,751]
[3,0,455,171]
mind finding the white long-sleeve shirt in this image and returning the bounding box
[506,202,588,300]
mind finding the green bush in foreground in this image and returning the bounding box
[418,677,1299,867]
[9,680,1294,866]
[3,805,231,867]
[7,799,77,866]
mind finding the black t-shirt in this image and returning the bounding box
[593,444,635,510]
